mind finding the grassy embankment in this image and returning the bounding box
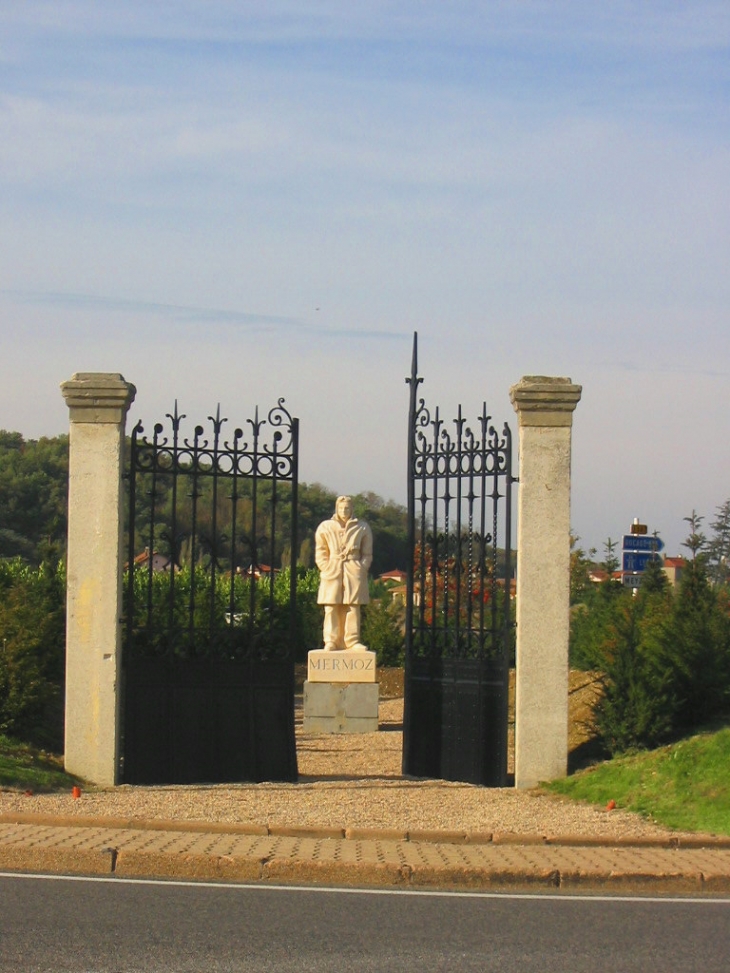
[0,734,80,793]
[548,725,730,836]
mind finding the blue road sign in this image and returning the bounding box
[623,535,665,553]
[623,551,657,572]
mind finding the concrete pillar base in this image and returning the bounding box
[302,681,379,734]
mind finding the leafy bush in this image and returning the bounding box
[362,595,405,666]
[125,563,322,662]
[289,566,321,659]
[0,559,65,748]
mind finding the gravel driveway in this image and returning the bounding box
[0,698,695,841]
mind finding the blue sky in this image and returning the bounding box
[1,2,729,556]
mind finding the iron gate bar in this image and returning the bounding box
[167,409,180,640]
[248,409,259,630]
[227,426,240,628]
[188,418,200,644]
[208,408,221,639]
[403,332,515,786]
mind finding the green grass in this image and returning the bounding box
[0,734,81,793]
[547,725,730,835]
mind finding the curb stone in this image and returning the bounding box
[1,816,730,893]
[3,812,730,849]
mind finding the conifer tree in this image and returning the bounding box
[708,499,730,586]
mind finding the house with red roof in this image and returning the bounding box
[662,556,686,587]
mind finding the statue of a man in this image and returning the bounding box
[315,495,373,651]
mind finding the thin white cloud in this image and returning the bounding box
[1,289,408,341]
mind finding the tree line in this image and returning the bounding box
[0,431,69,564]
[0,430,409,575]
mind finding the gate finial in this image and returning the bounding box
[406,331,419,388]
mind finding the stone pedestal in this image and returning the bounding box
[303,648,378,732]
[303,681,379,734]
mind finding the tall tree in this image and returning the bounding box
[682,509,707,563]
[602,537,620,577]
[707,499,730,586]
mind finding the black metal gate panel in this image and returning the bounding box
[123,400,299,784]
[403,335,514,786]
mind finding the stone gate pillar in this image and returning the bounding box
[61,373,136,786]
[510,376,582,789]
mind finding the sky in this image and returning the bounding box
[1,1,729,558]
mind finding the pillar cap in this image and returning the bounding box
[61,373,137,424]
[509,376,582,427]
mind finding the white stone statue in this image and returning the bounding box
[315,495,373,651]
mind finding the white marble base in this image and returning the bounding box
[307,648,377,683]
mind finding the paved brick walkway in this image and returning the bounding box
[2,814,729,893]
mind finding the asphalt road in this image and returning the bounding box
[2,874,729,973]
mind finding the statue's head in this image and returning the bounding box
[335,496,353,522]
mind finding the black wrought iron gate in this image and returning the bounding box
[122,400,299,784]
[403,335,515,786]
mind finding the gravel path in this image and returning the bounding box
[0,699,695,840]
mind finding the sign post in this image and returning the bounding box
[621,519,663,588]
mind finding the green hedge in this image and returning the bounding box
[0,559,65,748]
